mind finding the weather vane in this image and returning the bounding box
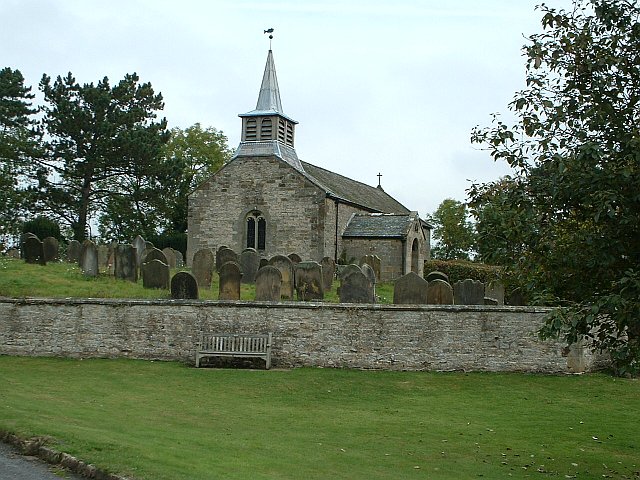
[264,28,274,49]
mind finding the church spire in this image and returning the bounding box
[255,50,283,113]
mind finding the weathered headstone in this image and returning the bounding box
[339,270,374,304]
[393,271,428,305]
[320,256,336,291]
[67,240,82,263]
[218,261,242,300]
[239,248,259,284]
[484,297,499,306]
[506,288,526,306]
[132,235,146,266]
[216,247,238,272]
[338,264,361,281]
[42,237,59,262]
[361,263,377,302]
[170,271,199,299]
[114,244,138,282]
[360,254,381,282]
[142,259,170,289]
[427,279,454,305]
[23,235,45,265]
[80,240,99,277]
[294,261,324,301]
[143,248,168,265]
[268,254,294,300]
[7,248,20,259]
[97,244,109,268]
[485,281,505,305]
[174,249,184,268]
[162,247,177,269]
[259,258,269,269]
[192,248,215,288]
[453,279,485,305]
[426,271,449,283]
[288,253,302,264]
[255,265,282,301]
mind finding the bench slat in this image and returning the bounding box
[196,333,272,369]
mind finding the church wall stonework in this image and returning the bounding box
[323,200,372,263]
[341,238,405,281]
[0,298,603,373]
[188,156,327,265]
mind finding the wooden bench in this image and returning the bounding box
[195,333,272,369]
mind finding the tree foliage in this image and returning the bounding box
[428,198,476,260]
[0,67,40,245]
[36,72,169,242]
[470,0,640,374]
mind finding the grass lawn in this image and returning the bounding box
[0,357,638,479]
[0,257,395,303]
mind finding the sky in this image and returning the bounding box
[2,0,573,219]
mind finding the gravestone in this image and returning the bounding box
[239,248,259,284]
[361,263,377,302]
[338,264,361,281]
[426,271,449,283]
[485,281,505,305]
[268,254,294,300]
[67,240,82,263]
[142,259,170,289]
[320,256,336,291]
[144,248,168,265]
[7,248,20,259]
[360,255,381,282]
[162,247,177,268]
[484,297,499,306]
[170,271,199,299]
[97,244,109,269]
[255,265,282,301]
[339,270,374,304]
[427,279,454,305]
[174,249,184,268]
[192,248,215,288]
[114,244,138,282]
[259,258,269,269]
[288,253,302,264]
[80,240,99,277]
[506,289,526,306]
[294,261,324,301]
[453,279,485,305]
[132,235,146,266]
[23,235,45,265]
[42,237,59,262]
[218,261,242,300]
[216,247,238,272]
[393,272,428,305]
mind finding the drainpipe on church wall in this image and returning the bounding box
[401,237,407,275]
[334,200,339,263]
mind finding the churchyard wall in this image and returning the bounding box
[0,298,602,373]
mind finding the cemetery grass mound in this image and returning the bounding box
[0,257,395,302]
[0,357,638,480]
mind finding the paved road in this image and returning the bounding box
[0,441,85,480]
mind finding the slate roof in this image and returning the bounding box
[342,213,415,238]
[300,161,410,214]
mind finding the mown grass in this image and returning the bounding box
[0,257,393,302]
[0,357,638,479]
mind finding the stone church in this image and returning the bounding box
[187,49,430,281]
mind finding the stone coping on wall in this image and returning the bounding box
[0,296,554,314]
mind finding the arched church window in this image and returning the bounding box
[260,118,273,140]
[246,211,266,251]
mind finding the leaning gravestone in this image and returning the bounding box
[255,265,282,301]
[268,254,294,300]
[192,248,215,288]
[170,271,199,299]
[288,253,302,264]
[360,254,381,282]
[144,248,168,265]
[339,270,374,304]
[218,261,242,300]
[114,244,138,282]
[426,271,449,283]
[80,240,99,277]
[239,248,259,284]
[427,279,454,305]
[132,235,146,266]
[216,247,238,272]
[453,279,485,305]
[162,247,177,269]
[142,259,170,289]
[320,256,336,291]
[42,237,59,262]
[23,235,45,265]
[393,271,428,305]
[67,240,82,263]
[295,261,324,301]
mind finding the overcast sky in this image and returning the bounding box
[2,0,573,218]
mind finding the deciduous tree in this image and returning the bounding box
[428,198,476,260]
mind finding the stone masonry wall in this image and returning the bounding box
[342,238,405,281]
[0,298,601,373]
[187,156,327,265]
[323,200,372,263]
